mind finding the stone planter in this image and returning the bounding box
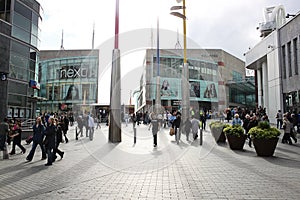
[226,134,247,150]
[253,137,279,157]
[211,128,226,143]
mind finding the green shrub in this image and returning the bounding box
[209,121,228,131]
[248,122,281,139]
[223,125,245,137]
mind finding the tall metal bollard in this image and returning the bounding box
[134,127,136,144]
[200,128,203,145]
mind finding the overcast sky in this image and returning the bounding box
[38,0,300,104]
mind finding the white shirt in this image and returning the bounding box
[88,116,95,127]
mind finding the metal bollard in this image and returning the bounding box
[134,127,136,144]
[200,128,203,145]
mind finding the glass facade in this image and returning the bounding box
[0,0,41,120]
[38,54,99,114]
[150,56,219,108]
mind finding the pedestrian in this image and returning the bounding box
[275,110,283,129]
[9,120,26,155]
[76,115,84,139]
[85,114,90,137]
[150,114,159,147]
[69,113,74,126]
[172,111,181,144]
[282,114,293,144]
[200,112,206,130]
[124,113,129,127]
[26,117,46,161]
[242,114,251,135]
[88,114,95,141]
[184,117,192,141]
[232,114,242,126]
[44,116,56,166]
[226,108,231,122]
[0,118,9,159]
[191,116,200,140]
[290,114,297,143]
[53,118,64,162]
[62,114,69,143]
[247,115,258,147]
[131,113,137,128]
[96,115,101,129]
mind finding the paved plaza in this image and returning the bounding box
[0,121,300,200]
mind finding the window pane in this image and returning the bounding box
[11,40,29,57]
[10,52,28,69]
[32,12,38,25]
[13,12,31,32]
[15,1,31,19]
[12,26,30,43]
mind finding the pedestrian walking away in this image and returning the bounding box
[150,114,159,147]
[88,114,95,141]
[26,117,46,162]
[9,120,26,155]
[191,116,200,140]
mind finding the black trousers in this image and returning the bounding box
[153,133,157,145]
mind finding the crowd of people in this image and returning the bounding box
[1,106,299,160]
[0,111,99,164]
[128,106,299,148]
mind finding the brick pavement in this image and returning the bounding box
[0,121,299,200]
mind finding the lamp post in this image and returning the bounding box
[109,0,121,143]
[155,17,161,115]
[170,0,190,126]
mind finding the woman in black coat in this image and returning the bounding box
[172,111,181,144]
[44,117,56,166]
[53,119,64,162]
[26,117,46,161]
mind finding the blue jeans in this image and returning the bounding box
[27,141,46,160]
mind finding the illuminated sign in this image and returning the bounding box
[59,65,96,79]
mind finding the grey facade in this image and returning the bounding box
[246,6,300,123]
[0,0,42,121]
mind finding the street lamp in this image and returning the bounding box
[170,0,190,126]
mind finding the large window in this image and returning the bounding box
[282,45,286,79]
[293,38,298,75]
[287,42,292,77]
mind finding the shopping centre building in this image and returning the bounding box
[38,49,99,115]
[135,49,255,115]
[245,5,300,123]
[0,0,42,121]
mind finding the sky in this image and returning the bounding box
[38,0,300,104]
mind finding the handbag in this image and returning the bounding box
[169,127,175,136]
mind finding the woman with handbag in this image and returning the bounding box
[9,120,26,155]
[26,117,46,161]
